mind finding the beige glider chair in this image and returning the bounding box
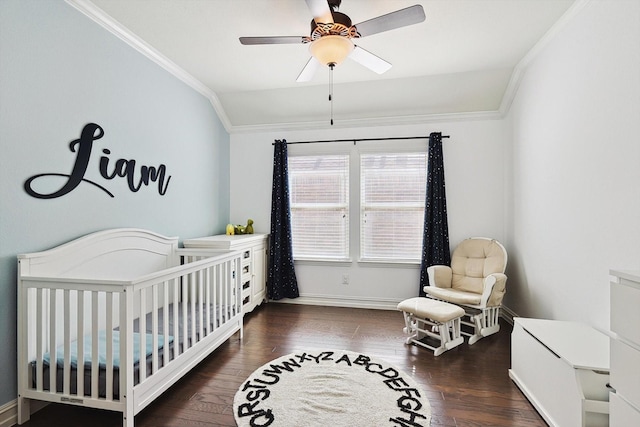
[424,237,507,344]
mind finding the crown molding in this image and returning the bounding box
[499,0,591,116]
[65,0,233,133]
[230,110,504,134]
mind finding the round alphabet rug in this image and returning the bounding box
[233,350,431,427]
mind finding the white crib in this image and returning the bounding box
[17,228,243,427]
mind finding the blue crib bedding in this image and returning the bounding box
[42,330,173,369]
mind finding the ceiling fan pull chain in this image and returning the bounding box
[329,63,335,125]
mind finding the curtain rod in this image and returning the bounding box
[273,135,450,145]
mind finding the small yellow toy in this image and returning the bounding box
[225,224,235,235]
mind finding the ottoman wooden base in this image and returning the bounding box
[397,297,465,356]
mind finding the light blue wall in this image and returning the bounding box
[0,0,230,405]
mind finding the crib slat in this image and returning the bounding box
[63,290,71,395]
[105,292,114,400]
[205,267,211,336]
[77,290,85,397]
[49,290,57,395]
[162,280,170,367]
[213,264,222,330]
[36,288,44,391]
[224,262,230,322]
[190,271,196,346]
[236,257,241,316]
[152,284,159,375]
[229,261,234,319]
[198,269,204,341]
[91,292,99,398]
[139,288,146,383]
[220,264,224,325]
[173,278,180,357]
[119,290,126,405]
[182,279,188,351]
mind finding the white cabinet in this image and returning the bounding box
[183,234,268,314]
[609,270,640,426]
[509,318,610,427]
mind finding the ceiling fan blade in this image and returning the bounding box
[354,5,426,38]
[305,0,334,24]
[349,45,392,74]
[239,36,306,45]
[296,57,322,82]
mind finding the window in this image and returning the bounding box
[288,155,349,260]
[360,153,427,262]
[288,148,427,263]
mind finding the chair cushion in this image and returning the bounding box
[424,287,482,306]
[451,239,506,294]
[397,297,465,323]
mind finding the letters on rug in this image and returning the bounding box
[233,350,431,426]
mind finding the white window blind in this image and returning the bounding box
[288,155,349,260]
[360,152,427,262]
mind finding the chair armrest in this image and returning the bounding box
[426,265,453,288]
[480,273,507,307]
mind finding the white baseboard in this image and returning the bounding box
[272,295,522,325]
[0,399,49,427]
[271,294,402,311]
[0,400,17,427]
[500,305,518,325]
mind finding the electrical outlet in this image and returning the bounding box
[341,274,349,285]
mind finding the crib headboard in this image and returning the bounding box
[18,228,179,280]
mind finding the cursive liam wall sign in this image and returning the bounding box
[24,123,172,199]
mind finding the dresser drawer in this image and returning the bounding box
[611,280,640,345]
[241,263,251,277]
[610,392,640,427]
[611,338,640,408]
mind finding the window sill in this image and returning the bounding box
[291,258,421,268]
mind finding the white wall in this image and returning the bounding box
[0,0,230,406]
[505,0,640,331]
[231,119,507,308]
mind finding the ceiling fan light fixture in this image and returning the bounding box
[309,35,354,66]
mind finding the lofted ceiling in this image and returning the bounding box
[81,0,577,132]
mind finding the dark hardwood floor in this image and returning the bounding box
[21,303,545,426]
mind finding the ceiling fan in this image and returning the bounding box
[239,0,426,82]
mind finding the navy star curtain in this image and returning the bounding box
[419,132,451,296]
[267,139,300,300]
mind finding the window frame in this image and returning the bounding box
[287,145,352,262]
[287,141,427,265]
[359,150,428,263]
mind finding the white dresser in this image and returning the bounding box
[183,234,268,314]
[509,318,610,427]
[609,270,640,426]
